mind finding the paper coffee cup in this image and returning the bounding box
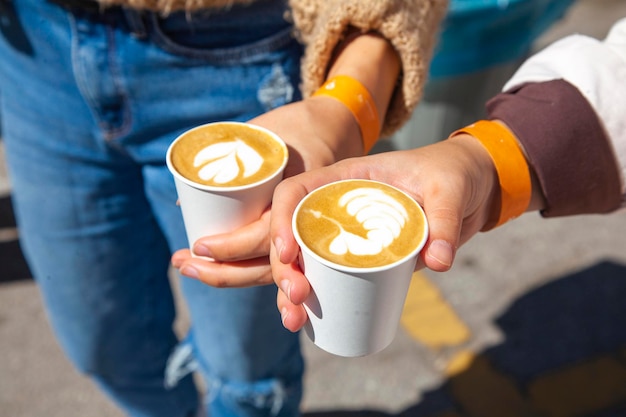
[167,121,288,250]
[292,179,428,357]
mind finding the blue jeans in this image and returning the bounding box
[0,1,304,416]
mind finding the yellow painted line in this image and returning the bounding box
[528,355,626,417]
[401,271,470,349]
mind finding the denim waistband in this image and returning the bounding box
[47,0,289,19]
[45,0,290,41]
[48,0,102,13]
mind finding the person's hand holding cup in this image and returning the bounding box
[289,179,428,357]
[167,121,288,254]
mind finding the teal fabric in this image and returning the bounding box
[429,0,576,78]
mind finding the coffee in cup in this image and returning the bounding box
[294,179,426,270]
[169,121,287,189]
[292,179,428,357]
[167,122,288,249]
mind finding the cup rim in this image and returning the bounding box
[292,179,429,273]
[166,121,288,192]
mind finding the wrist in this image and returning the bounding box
[313,75,380,154]
[307,94,364,160]
[449,120,533,230]
[447,133,500,229]
[327,30,400,118]
[322,30,400,154]
[491,120,546,213]
[448,122,545,231]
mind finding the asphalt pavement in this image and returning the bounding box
[2,1,626,416]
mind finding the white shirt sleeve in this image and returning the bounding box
[503,18,626,197]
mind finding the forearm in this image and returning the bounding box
[326,30,400,125]
[291,0,449,136]
[309,30,401,156]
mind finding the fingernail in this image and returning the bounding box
[280,307,289,327]
[193,244,212,258]
[180,265,199,279]
[428,240,453,268]
[280,279,292,301]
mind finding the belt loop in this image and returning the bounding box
[122,9,147,39]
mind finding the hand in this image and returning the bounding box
[171,30,400,289]
[171,96,363,287]
[270,135,499,331]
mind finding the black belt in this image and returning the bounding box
[48,0,148,38]
[49,0,109,13]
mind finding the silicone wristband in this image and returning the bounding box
[450,120,532,230]
[313,75,380,154]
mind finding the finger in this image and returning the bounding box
[270,240,311,305]
[271,239,308,332]
[277,288,308,332]
[177,256,273,288]
[270,179,312,265]
[171,248,192,269]
[192,210,272,262]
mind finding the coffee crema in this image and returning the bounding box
[169,123,287,188]
[295,180,426,268]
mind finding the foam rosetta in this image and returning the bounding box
[321,187,408,256]
[295,180,425,268]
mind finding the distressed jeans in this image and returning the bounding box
[0,1,304,416]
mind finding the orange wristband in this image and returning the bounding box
[450,120,532,230]
[313,75,381,154]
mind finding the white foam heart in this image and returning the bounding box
[193,139,263,184]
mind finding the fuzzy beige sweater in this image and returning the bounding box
[98,0,448,136]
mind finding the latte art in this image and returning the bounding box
[194,139,264,185]
[307,187,409,257]
[167,121,288,251]
[169,123,287,188]
[295,180,426,268]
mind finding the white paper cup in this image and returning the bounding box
[167,122,288,250]
[292,179,428,357]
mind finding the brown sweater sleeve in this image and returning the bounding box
[289,0,448,137]
[487,79,622,217]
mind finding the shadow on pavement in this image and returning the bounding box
[0,194,32,282]
[305,260,626,417]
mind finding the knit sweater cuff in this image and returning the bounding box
[487,79,622,217]
[290,0,447,137]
